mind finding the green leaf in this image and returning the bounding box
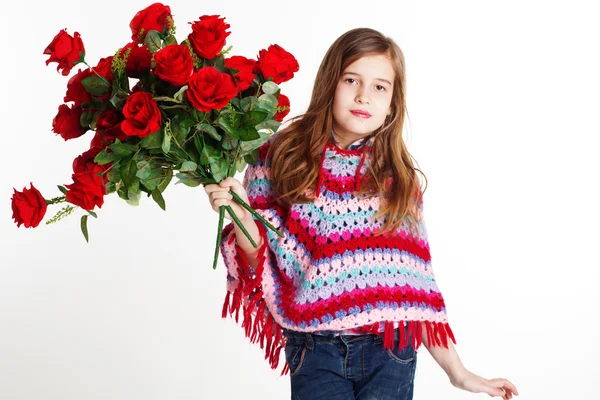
[162,129,171,153]
[196,123,221,141]
[151,188,166,210]
[117,185,128,200]
[136,160,152,180]
[256,119,281,133]
[120,158,137,187]
[110,141,138,157]
[172,117,195,144]
[125,189,142,206]
[258,93,278,109]
[210,158,229,182]
[80,215,89,242]
[244,149,259,165]
[94,149,116,165]
[139,128,164,149]
[86,210,98,218]
[142,167,169,191]
[235,126,260,141]
[144,30,162,53]
[180,160,197,172]
[230,97,241,111]
[240,97,257,112]
[175,172,201,187]
[236,158,248,173]
[212,56,225,72]
[261,81,280,95]
[217,115,237,138]
[200,142,220,165]
[157,170,173,192]
[241,110,269,127]
[107,166,121,183]
[80,110,93,127]
[105,182,116,194]
[57,185,68,195]
[81,76,111,96]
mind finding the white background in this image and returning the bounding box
[2,0,599,399]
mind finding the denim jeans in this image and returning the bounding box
[283,324,417,400]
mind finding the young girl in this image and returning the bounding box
[205,28,519,400]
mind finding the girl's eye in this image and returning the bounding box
[376,85,386,91]
[345,78,356,84]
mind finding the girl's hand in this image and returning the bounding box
[204,177,250,222]
[450,368,519,400]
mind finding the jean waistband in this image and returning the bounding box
[282,329,385,349]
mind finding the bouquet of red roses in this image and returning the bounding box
[10,2,298,269]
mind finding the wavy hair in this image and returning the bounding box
[267,27,427,236]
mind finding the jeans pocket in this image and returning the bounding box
[385,335,416,364]
[285,341,307,376]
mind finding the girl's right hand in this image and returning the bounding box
[203,177,251,222]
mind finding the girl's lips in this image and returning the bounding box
[350,110,371,118]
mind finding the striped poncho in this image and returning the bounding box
[219,133,456,374]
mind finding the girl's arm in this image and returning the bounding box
[234,214,264,268]
[421,323,519,399]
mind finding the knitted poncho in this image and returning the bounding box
[219,133,456,374]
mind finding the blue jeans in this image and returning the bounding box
[283,325,417,400]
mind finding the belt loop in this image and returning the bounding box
[373,332,383,344]
[305,333,314,351]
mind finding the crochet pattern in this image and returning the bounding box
[219,133,456,374]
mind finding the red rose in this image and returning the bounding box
[65,167,106,210]
[225,56,257,92]
[63,57,113,104]
[274,93,290,122]
[93,57,114,100]
[255,44,299,84]
[44,29,85,76]
[121,91,162,138]
[66,149,107,210]
[11,183,47,228]
[91,109,126,149]
[96,109,125,137]
[130,2,172,43]
[120,42,152,78]
[186,66,238,112]
[52,104,87,140]
[153,44,194,86]
[72,147,102,173]
[64,69,93,105]
[187,15,231,60]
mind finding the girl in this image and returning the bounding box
[205,28,519,400]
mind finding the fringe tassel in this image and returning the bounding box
[416,321,423,349]
[399,321,406,349]
[221,224,290,375]
[378,320,456,350]
[221,291,231,319]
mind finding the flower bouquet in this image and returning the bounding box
[10,2,299,269]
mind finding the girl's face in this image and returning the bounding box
[332,54,395,148]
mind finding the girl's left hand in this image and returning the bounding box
[450,368,519,399]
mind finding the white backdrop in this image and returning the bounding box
[2,0,599,399]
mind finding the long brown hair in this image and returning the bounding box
[267,27,427,237]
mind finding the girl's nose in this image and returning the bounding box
[355,90,370,104]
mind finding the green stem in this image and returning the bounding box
[46,196,67,205]
[229,190,284,238]
[213,207,226,270]
[225,205,257,248]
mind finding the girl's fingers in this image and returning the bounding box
[488,378,519,396]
